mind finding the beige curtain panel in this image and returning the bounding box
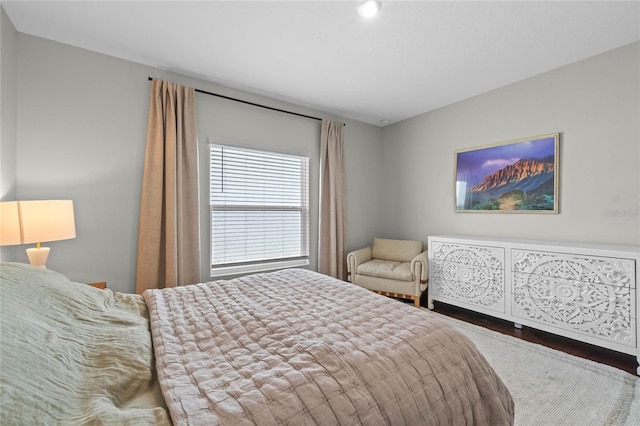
[319,119,347,279]
[136,80,200,293]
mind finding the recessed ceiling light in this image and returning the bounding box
[380,119,391,125]
[358,0,381,18]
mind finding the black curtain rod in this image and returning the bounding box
[148,77,326,122]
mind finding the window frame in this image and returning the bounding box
[209,141,310,277]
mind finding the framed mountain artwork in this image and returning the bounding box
[455,133,559,213]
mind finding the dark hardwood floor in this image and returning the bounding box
[425,299,638,376]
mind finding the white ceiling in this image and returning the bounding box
[3,1,639,126]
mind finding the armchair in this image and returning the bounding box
[347,238,428,307]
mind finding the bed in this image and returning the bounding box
[0,262,514,425]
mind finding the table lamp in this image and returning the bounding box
[0,200,76,268]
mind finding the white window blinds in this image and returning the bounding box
[210,144,309,276]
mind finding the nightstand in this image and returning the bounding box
[87,281,107,289]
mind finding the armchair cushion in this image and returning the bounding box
[357,259,413,282]
[372,238,422,262]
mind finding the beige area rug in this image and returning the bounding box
[428,311,639,426]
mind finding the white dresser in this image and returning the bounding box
[427,235,640,375]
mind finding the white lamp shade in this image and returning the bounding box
[0,201,22,246]
[18,200,76,244]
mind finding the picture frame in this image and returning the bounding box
[454,133,559,213]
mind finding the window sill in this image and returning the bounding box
[210,258,309,278]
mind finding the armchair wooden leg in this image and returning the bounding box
[414,296,420,308]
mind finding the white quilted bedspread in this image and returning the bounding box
[143,268,513,425]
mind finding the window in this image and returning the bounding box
[210,143,309,276]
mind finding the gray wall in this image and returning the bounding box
[380,42,640,247]
[12,33,384,292]
[6,12,637,293]
[0,7,18,261]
